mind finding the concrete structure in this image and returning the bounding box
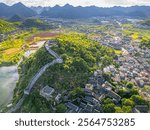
[65,102,79,112]
[55,94,62,103]
[40,85,55,100]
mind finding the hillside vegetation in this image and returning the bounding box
[14,33,116,112]
[123,26,150,49]
[21,18,50,30]
[140,37,150,49]
[139,19,150,26]
[0,19,16,33]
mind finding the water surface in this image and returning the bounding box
[0,66,19,107]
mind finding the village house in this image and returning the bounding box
[40,85,55,100]
[55,93,62,103]
[134,105,149,113]
[65,102,79,112]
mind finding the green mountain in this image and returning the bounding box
[21,18,49,29]
[0,19,16,33]
[13,33,116,112]
[9,14,24,22]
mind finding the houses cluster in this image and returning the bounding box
[39,68,123,113]
[64,69,122,113]
[134,24,150,30]
[103,55,150,89]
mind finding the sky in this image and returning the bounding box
[1,0,150,7]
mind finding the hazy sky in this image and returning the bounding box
[1,0,150,7]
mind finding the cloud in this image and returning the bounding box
[1,0,150,7]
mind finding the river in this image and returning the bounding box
[0,66,19,108]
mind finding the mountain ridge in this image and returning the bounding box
[0,2,150,19]
[0,2,36,18]
[40,4,150,19]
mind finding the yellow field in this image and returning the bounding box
[114,50,122,55]
[4,48,20,55]
[144,85,150,90]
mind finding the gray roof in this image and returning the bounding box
[42,85,54,95]
[93,109,100,113]
[108,90,121,101]
[85,103,93,112]
[135,105,149,112]
[80,102,87,108]
[66,102,79,112]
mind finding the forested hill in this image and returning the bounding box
[0,19,16,33]
[13,33,116,112]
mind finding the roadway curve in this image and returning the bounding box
[8,40,63,113]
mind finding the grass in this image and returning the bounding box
[114,50,122,55]
[122,24,133,27]
[131,33,139,40]
[123,27,150,39]
[0,38,25,65]
[144,85,150,90]
[4,48,21,55]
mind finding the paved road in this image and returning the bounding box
[8,40,63,113]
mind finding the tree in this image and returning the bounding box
[103,103,115,113]
[122,106,132,113]
[140,38,150,49]
[69,87,85,99]
[115,107,123,113]
[102,72,112,82]
[118,88,128,98]
[102,98,114,104]
[56,104,67,113]
[126,82,133,89]
[131,95,148,105]
[122,98,135,108]
[130,88,139,95]
[101,55,113,68]
[72,57,89,71]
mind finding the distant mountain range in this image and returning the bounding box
[0,2,36,18]
[40,4,150,19]
[0,2,150,19]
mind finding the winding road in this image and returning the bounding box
[8,40,63,113]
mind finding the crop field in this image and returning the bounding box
[26,32,58,43]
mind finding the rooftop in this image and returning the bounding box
[42,85,54,95]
